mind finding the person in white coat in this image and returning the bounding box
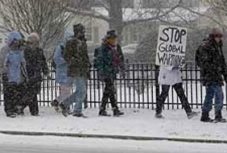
[155,65,197,119]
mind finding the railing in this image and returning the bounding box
[1,63,227,110]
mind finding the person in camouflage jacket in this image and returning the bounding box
[22,33,49,116]
[94,30,124,117]
[60,24,90,117]
[196,28,227,123]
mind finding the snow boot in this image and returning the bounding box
[155,113,164,119]
[59,103,68,117]
[72,112,87,118]
[214,111,227,123]
[200,112,214,122]
[113,108,124,117]
[187,111,198,119]
[99,109,111,117]
[51,99,60,112]
[6,112,17,118]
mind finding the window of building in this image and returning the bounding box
[93,26,99,43]
[182,0,199,7]
[132,26,139,42]
[142,0,156,8]
[122,0,134,8]
[85,21,92,41]
[141,0,196,8]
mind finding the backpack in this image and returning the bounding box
[93,46,103,69]
[52,45,64,70]
[195,46,202,68]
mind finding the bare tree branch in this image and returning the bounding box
[0,0,72,51]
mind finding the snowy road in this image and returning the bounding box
[1,134,227,153]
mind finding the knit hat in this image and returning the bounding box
[106,30,118,39]
[73,24,85,35]
[209,28,223,37]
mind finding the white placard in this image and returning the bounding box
[155,25,187,67]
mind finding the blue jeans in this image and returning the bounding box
[62,77,87,113]
[202,83,224,113]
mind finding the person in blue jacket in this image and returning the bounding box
[51,32,73,112]
[3,31,28,118]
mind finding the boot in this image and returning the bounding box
[155,108,164,119]
[215,111,226,123]
[72,112,87,118]
[187,111,198,119]
[99,109,111,117]
[200,112,213,122]
[59,103,68,117]
[113,108,124,117]
[51,99,60,112]
[6,112,17,118]
[155,113,164,119]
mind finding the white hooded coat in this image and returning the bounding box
[158,66,182,86]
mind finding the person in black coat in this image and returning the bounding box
[196,28,227,122]
[94,30,125,116]
[22,33,49,116]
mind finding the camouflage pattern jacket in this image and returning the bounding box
[64,37,90,78]
[24,47,49,85]
[196,39,227,86]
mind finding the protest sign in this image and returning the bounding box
[155,25,187,67]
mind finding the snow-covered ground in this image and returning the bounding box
[0,107,227,141]
[1,134,227,153]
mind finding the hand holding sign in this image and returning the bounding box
[156,25,187,67]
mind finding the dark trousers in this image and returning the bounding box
[3,82,25,115]
[156,83,192,114]
[3,76,15,115]
[100,78,118,110]
[22,82,40,115]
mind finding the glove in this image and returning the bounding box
[120,70,126,78]
[172,66,180,71]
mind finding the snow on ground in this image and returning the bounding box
[0,107,227,141]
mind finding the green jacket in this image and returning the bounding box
[94,43,124,80]
[64,37,90,78]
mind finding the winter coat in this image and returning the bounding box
[54,44,72,85]
[4,50,27,85]
[4,31,27,85]
[24,46,49,91]
[196,38,227,86]
[94,43,124,80]
[158,66,182,86]
[64,37,90,78]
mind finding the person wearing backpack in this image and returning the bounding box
[196,28,227,123]
[94,30,124,117]
[51,32,73,112]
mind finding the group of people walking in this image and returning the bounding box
[0,24,226,123]
[0,32,49,117]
